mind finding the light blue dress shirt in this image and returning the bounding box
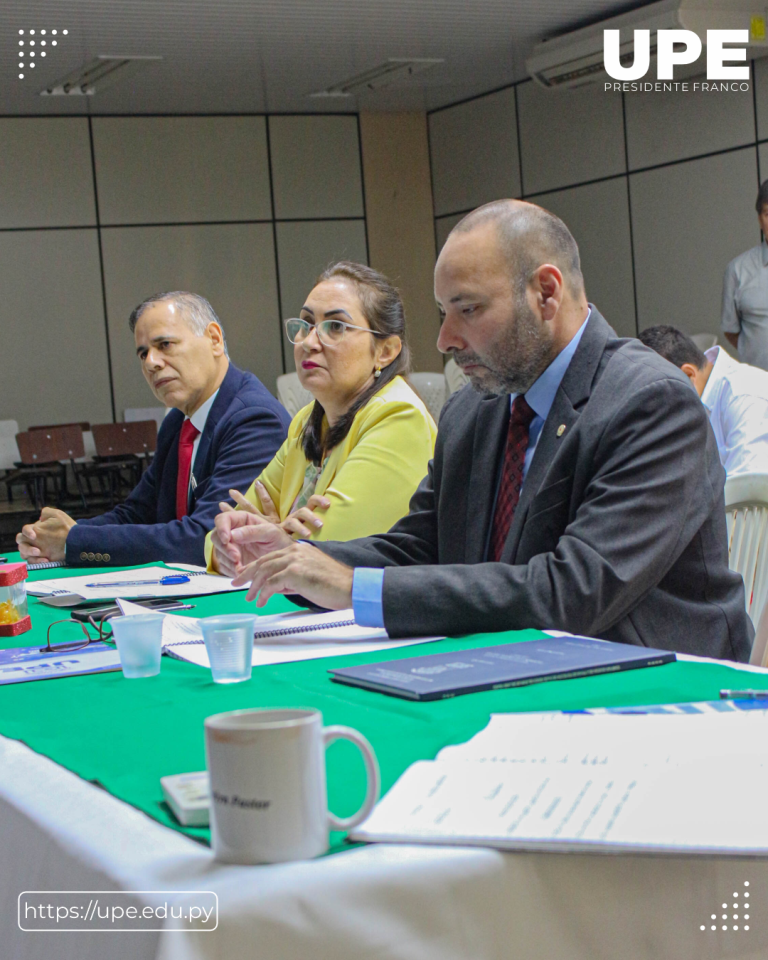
[352,312,591,629]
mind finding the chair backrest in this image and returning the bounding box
[409,373,447,423]
[124,407,169,431]
[29,421,91,433]
[81,430,97,462]
[276,373,313,419]
[0,420,19,439]
[724,473,768,633]
[91,421,158,458]
[444,357,470,394]
[16,425,85,464]
[690,333,717,352]
[0,435,20,471]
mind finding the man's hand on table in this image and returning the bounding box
[232,540,354,610]
[16,507,76,562]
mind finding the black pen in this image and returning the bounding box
[0,557,7,564]
[720,689,768,700]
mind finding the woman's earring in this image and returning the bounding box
[374,366,381,378]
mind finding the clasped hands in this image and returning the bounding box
[212,483,353,610]
[16,507,76,562]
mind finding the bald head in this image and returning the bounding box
[450,199,585,301]
[435,199,590,395]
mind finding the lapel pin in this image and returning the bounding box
[557,424,566,437]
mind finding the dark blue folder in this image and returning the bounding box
[329,635,676,701]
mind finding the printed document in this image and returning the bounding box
[351,708,768,854]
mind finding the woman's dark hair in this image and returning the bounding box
[300,261,411,466]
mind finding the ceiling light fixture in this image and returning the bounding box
[309,58,444,98]
[40,55,161,96]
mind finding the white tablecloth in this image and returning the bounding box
[2,734,768,960]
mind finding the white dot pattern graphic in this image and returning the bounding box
[17,29,67,79]
[702,883,754,933]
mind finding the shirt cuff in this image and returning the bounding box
[352,568,386,628]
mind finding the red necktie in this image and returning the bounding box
[176,419,200,520]
[488,395,536,562]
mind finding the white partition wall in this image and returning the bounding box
[429,69,766,343]
[0,113,367,429]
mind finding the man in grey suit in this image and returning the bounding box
[217,200,752,661]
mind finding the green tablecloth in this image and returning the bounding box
[2,554,768,855]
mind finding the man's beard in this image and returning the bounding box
[453,298,556,395]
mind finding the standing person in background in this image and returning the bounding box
[17,292,291,567]
[639,325,768,478]
[208,262,436,576]
[722,180,768,370]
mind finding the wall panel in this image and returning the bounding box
[631,148,758,339]
[429,88,520,216]
[0,230,111,430]
[0,118,95,229]
[101,223,282,412]
[517,81,625,195]
[275,220,368,372]
[269,116,364,220]
[625,81,754,171]
[92,117,272,225]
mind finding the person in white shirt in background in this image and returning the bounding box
[639,325,768,477]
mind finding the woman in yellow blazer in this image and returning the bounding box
[207,261,436,575]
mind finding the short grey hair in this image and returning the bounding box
[128,291,228,356]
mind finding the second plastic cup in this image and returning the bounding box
[201,614,256,683]
[112,613,164,678]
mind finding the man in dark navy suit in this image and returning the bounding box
[17,291,290,567]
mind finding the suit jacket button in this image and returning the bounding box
[95,553,103,561]
[103,554,111,562]
[80,552,88,561]
[87,552,95,561]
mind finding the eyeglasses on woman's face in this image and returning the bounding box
[284,317,386,348]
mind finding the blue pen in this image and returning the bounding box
[84,575,191,588]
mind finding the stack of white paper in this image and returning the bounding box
[351,709,768,855]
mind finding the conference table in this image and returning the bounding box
[2,556,768,960]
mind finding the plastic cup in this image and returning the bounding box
[112,613,164,678]
[201,614,256,684]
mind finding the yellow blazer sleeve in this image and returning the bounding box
[310,399,436,542]
[204,415,299,571]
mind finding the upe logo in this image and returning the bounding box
[604,28,749,81]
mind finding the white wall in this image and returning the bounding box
[429,67,766,343]
[0,113,367,429]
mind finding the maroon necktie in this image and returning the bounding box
[176,419,200,520]
[488,395,536,562]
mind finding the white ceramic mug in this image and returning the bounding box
[204,707,380,864]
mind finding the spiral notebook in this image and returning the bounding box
[116,601,440,668]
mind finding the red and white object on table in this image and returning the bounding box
[0,563,31,637]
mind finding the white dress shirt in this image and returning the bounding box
[701,346,768,477]
[187,388,219,492]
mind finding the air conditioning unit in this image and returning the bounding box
[526,0,768,89]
